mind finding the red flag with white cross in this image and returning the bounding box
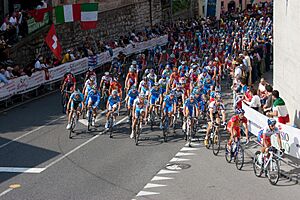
[45,24,62,60]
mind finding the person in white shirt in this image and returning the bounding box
[245,89,261,111]
[9,12,17,26]
[34,56,43,70]
[4,67,15,79]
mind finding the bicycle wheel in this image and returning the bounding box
[187,129,192,147]
[163,117,169,142]
[109,117,113,138]
[88,111,92,131]
[150,111,154,130]
[235,144,244,170]
[253,151,263,177]
[172,115,176,133]
[69,115,75,139]
[225,143,232,163]
[135,127,140,146]
[267,158,280,185]
[62,94,67,114]
[212,130,221,156]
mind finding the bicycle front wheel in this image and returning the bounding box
[212,131,221,156]
[235,144,244,170]
[225,143,232,163]
[253,151,263,177]
[267,158,280,185]
[135,127,140,146]
[69,116,75,139]
[109,118,113,138]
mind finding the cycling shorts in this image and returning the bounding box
[71,101,82,110]
[108,103,118,111]
[127,98,135,107]
[164,104,174,113]
[135,107,145,117]
[150,96,160,105]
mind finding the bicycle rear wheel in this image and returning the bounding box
[69,115,75,139]
[267,158,280,185]
[253,151,263,177]
[88,111,92,131]
[235,144,244,170]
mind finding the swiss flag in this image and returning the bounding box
[45,24,62,60]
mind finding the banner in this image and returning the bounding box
[0,35,168,101]
[243,102,300,159]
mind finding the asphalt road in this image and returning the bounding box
[0,89,299,200]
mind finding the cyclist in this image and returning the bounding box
[148,82,162,120]
[85,67,96,82]
[161,91,177,129]
[99,72,112,99]
[226,108,249,149]
[147,69,157,87]
[204,95,226,146]
[105,90,121,128]
[86,85,101,126]
[258,118,283,157]
[131,94,149,138]
[158,74,168,96]
[125,85,139,122]
[161,64,172,81]
[66,91,84,130]
[182,95,199,133]
[125,67,137,94]
[61,74,76,94]
[138,76,151,96]
[109,76,122,98]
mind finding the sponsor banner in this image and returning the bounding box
[0,81,17,101]
[243,102,300,159]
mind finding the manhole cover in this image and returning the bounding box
[165,163,191,171]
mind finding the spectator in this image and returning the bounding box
[34,56,43,71]
[0,68,9,84]
[4,67,15,79]
[62,50,71,64]
[0,14,10,32]
[267,90,290,124]
[245,88,261,111]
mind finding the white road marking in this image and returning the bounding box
[43,116,128,170]
[136,191,160,197]
[157,169,179,175]
[169,157,190,162]
[0,188,13,197]
[180,147,199,151]
[151,176,173,181]
[78,110,107,126]
[0,116,65,149]
[0,167,45,173]
[144,183,167,189]
[175,152,196,157]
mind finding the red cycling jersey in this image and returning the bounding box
[227,115,248,138]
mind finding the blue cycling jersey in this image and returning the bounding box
[128,89,139,99]
[150,88,161,98]
[108,96,121,106]
[87,90,101,107]
[164,95,177,106]
[70,92,84,102]
[184,99,199,110]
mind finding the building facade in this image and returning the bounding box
[274,0,300,127]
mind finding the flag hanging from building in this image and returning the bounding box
[28,7,53,22]
[80,3,98,30]
[55,3,98,30]
[45,24,62,60]
[55,4,81,23]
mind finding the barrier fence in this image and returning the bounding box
[243,102,300,159]
[0,35,169,102]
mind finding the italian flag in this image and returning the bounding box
[55,3,98,30]
[80,3,98,30]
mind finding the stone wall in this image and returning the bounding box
[274,0,300,127]
[7,0,162,65]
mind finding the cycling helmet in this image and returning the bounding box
[73,91,80,96]
[131,85,137,91]
[132,60,137,65]
[104,72,109,76]
[150,69,154,73]
[190,95,195,99]
[192,64,198,69]
[170,53,175,58]
[162,50,167,53]
[169,91,175,96]
[235,108,245,115]
[91,85,97,90]
[184,72,189,77]
[89,67,93,71]
[161,74,166,79]
[112,90,118,95]
[113,76,119,81]
[202,68,208,73]
[267,118,277,126]
[129,67,134,72]
[139,94,145,99]
[143,76,148,81]
[154,82,159,86]
[176,83,182,87]
[165,64,170,69]
[215,93,221,99]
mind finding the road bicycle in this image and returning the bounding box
[206,122,225,156]
[225,137,245,170]
[107,111,119,138]
[87,106,93,131]
[69,110,80,139]
[134,116,143,146]
[185,117,197,147]
[149,104,160,130]
[253,147,284,185]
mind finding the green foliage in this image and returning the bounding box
[172,0,191,14]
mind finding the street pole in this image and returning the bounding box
[149,0,153,26]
